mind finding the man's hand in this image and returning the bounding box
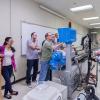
[53,43,64,50]
[58,43,63,46]
[35,46,40,50]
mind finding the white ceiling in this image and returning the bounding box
[34,0,100,29]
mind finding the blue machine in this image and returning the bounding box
[50,28,76,70]
[58,28,76,44]
[50,51,66,70]
[50,27,77,99]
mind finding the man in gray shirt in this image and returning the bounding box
[39,33,62,83]
[26,32,40,86]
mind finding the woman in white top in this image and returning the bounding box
[0,37,18,99]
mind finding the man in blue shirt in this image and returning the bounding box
[26,32,40,86]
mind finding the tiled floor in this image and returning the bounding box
[3,81,34,100]
[3,65,100,100]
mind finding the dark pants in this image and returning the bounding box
[1,65,13,95]
[26,59,38,84]
[45,68,52,81]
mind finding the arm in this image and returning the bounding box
[0,54,4,58]
[52,43,63,50]
[44,42,63,51]
[35,46,40,50]
[35,42,40,50]
[11,55,16,71]
[0,46,4,58]
[27,40,36,50]
[28,43,36,50]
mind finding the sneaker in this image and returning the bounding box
[32,82,38,88]
[26,82,31,85]
[27,83,32,88]
[10,91,18,96]
[4,94,12,99]
[32,80,37,83]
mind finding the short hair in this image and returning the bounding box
[31,32,36,37]
[45,33,49,39]
[45,32,51,39]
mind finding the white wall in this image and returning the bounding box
[0,0,88,81]
[0,0,10,44]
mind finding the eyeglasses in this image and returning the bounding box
[48,33,52,36]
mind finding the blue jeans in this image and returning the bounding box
[39,60,50,82]
[1,65,13,95]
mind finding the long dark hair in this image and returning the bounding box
[3,37,16,53]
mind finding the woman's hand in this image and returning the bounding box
[14,69,17,72]
[0,54,4,64]
[0,54,4,58]
[14,68,17,72]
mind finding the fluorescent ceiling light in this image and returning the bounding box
[91,32,97,34]
[70,5,93,12]
[83,17,99,21]
[90,23,100,25]
[94,27,100,29]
